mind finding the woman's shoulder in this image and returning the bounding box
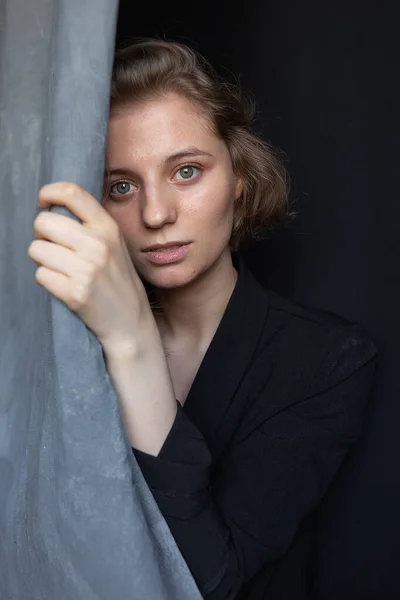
[240,257,376,364]
[233,283,378,440]
[257,286,378,394]
[234,258,377,398]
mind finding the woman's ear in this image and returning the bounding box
[235,176,244,200]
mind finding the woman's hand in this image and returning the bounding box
[28,182,153,356]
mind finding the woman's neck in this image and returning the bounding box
[154,250,238,351]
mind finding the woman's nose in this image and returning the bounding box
[140,186,177,229]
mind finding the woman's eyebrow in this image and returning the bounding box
[165,147,213,163]
[104,147,213,178]
[104,167,135,178]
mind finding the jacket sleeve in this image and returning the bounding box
[132,329,377,599]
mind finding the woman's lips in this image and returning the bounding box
[143,243,191,265]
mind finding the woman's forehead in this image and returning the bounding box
[106,96,222,164]
[111,91,207,119]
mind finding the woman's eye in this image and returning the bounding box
[174,165,200,181]
[110,181,136,196]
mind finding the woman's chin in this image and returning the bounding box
[140,264,199,291]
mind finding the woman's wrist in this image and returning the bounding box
[101,316,178,455]
[100,307,160,361]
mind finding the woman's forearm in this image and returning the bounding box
[102,326,178,456]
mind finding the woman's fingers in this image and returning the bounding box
[28,239,94,278]
[34,211,86,247]
[34,265,90,312]
[29,240,107,312]
[32,211,109,265]
[38,181,117,235]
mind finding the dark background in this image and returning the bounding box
[116,1,400,597]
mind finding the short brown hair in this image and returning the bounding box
[110,38,290,250]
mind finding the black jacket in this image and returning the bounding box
[133,253,377,599]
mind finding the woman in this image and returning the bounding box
[28,39,377,599]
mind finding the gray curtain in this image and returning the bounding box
[0,1,201,598]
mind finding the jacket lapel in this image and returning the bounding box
[184,254,272,456]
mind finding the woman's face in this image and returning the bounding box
[103,93,242,290]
